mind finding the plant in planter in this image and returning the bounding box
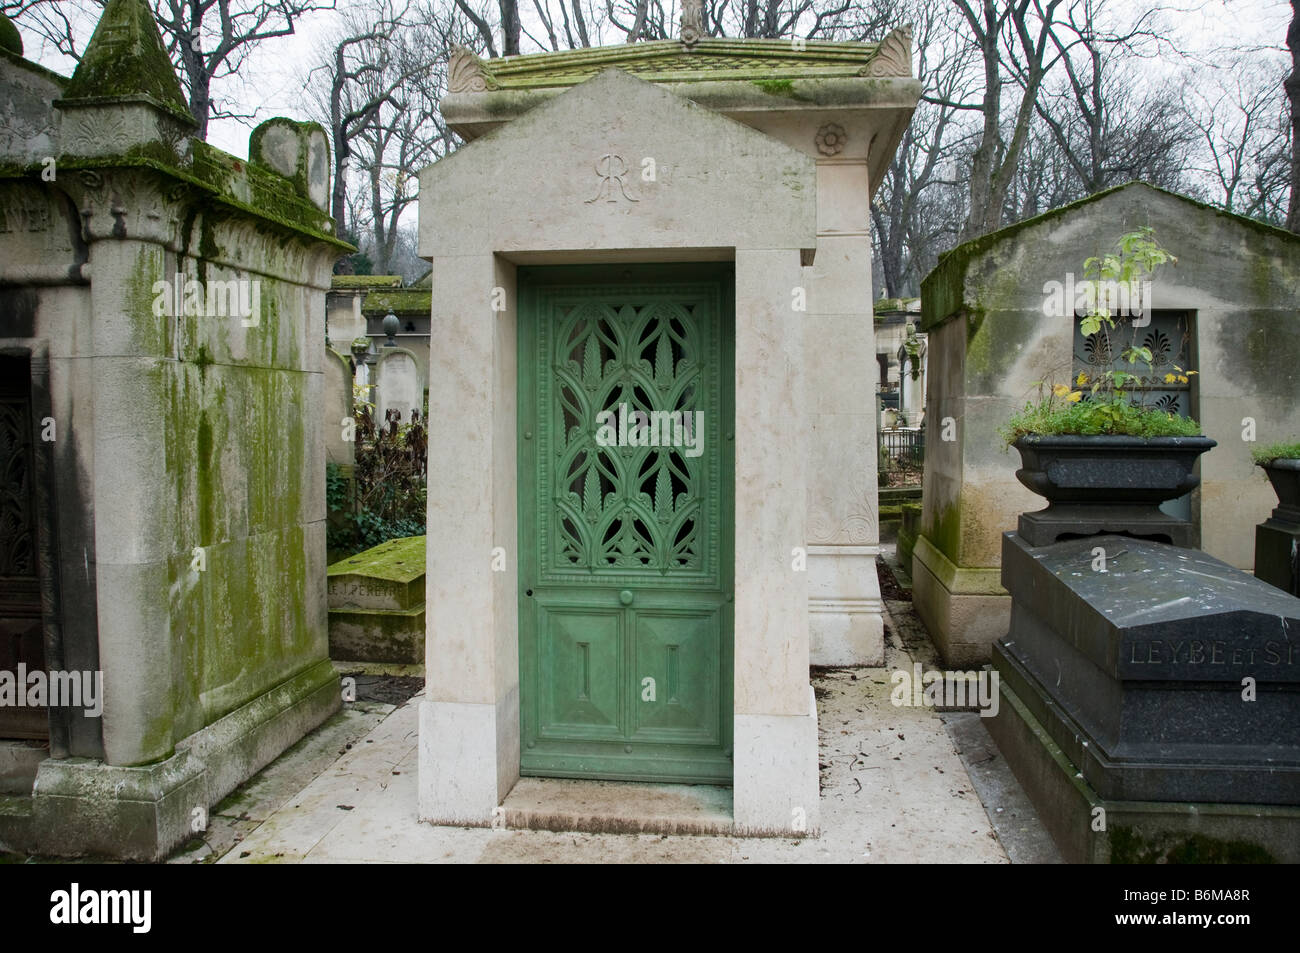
[999,227,1217,546]
[1251,441,1300,594]
[1252,441,1300,517]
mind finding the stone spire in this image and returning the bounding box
[63,0,193,124]
[679,0,704,50]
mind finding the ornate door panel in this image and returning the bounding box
[0,355,47,739]
[518,265,733,782]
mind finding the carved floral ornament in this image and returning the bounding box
[861,24,913,77]
[816,123,847,156]
[448,46,497,94]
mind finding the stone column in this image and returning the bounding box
[731,247,819,835]
[419,253,519,825]
[804,158,884,666]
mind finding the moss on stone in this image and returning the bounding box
[752,79,795,96]
[925,502,962,563]
[1108,826,1276,864]
[62,0,194,126]
[363,289,432,314]
[328,535,426,583]
[332,275,402,289]
[0,12,22,56]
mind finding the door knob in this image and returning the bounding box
[619,590,634,606]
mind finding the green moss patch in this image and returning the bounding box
[328,535,426,583]
[1109,826,1276,864]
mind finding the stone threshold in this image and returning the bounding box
[502,777,734,836]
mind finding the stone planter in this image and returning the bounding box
[1255,458,1300,596]
[1010,433,1217,546]
[1261,458,1300,520]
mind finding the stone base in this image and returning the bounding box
[27,659,339,860]
[732,686,820,837]
[986,670,1300,863]
[1255,518,1300,596]
[418,692,520,827]
[328,604,426,664]
[1017,503,1195,548]
[911,534,1007,666]
[808,550,884,666]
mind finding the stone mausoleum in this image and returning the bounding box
[913,182,1300,667]
[0,1,346,858]
[417,21,918,834]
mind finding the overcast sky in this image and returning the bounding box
[13,0,1294,161]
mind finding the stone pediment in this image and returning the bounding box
[419,68,817,258]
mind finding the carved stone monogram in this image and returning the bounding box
[585,153,639,204]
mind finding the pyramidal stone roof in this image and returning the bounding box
[448,30,912,94]
[63,0,194,123]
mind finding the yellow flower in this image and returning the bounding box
[1076,372,1088,386]
[1053,384,1071,397]
[1164,373,1177,383]
[1066,390,1083,403]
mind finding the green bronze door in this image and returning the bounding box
[518,264,734,783]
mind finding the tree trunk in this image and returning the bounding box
[1286,0,1300,232]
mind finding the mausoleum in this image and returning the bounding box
[914,182,1300,666]
[0,0,346,858]
[417,18,919,834]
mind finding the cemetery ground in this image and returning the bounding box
[1,546,1047,865]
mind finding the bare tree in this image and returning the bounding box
[5,0,338,139]
[1182,56,1290,224]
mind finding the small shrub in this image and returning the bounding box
[1251,441,1300,466]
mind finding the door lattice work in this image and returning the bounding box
[537,289,722,587]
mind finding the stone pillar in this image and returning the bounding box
[804,158,884,666]
[731,247,819,835]
[419,254,519,825]
[324,347,355,467]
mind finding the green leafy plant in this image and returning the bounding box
[1001,227,1201,444]
[1251,441,1300,466]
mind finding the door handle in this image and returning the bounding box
[619,590,634,606]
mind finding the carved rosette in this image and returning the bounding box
[860,24,913,77]
[448,46,498,93]
[815,123,847,156]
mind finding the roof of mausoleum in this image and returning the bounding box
[449,35,905,92]
[919,180,1300,334]
[441,26,919,151]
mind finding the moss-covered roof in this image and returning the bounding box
[0,12,23,56]
[920,180,1300,332]
[363,289,431,314]
[457,38,888,90]
[63,0,194,126]
[332,274,403,289]
[328,535,425,582]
